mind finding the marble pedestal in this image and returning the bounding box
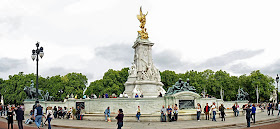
[124,80,165,98]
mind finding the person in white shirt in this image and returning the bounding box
[46,106,54,129]
[196,103,202,121]
[211,102,217,121]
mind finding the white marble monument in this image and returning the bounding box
[123,7,166,98]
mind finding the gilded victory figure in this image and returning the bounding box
[137,6,149,39]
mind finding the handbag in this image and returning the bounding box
[6,117,8,120]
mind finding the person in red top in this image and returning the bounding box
[204,103,210,120]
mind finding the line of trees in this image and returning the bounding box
[0,72,87,104]
[0,69,276,105]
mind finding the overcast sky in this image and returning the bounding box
[0,0,280,87]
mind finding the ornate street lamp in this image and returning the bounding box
[276,74,279,103]
[31,41,44,104]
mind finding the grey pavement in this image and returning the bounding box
[1,111,279,129]
[49,111,280,129]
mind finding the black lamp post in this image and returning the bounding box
[31,41,44,104]
[276,74,279,103]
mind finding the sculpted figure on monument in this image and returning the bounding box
[182,78,196,92]
[236,88,249,101]
[128,63,137,76]
[166,78,184,94]
[166,78,196,95]
[137,6,149,40]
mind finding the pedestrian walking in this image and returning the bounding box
[232,104,236,117]
[245,105,252,127]
[115,109,124,129]
[211,102,217,121]
[251,104,256,123]
[104,107,110,121]
[196,103,201,121]
[14,106,24,129]
[278,102,280,116]
[219,104,225,121]
[271,103,275,116]
[45,107,54,129]
[173,104,178,121]
[136,106,141,122]
[7,107,14,129]
[236,104,240,116]
[35,104,43,129]
[204,103,210,120]
[160,105,167,122]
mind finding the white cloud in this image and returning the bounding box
[0,0,280,85]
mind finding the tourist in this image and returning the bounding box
[219,104,225,121]
[105,93,109,98]
[7,107,14,129]
[160,105,167,122]
[236,104,240,116]
[104,107,110,121]
[204,103,210,120]
[278,102,280,116]
[14,105,24,129]
[159,92,163,97]
[46,106,54,129]
[167,105,172,122]
[119,94,123,98]
[232,104,236,117]
[245,105,251,127]
[63,107,67,119]
[271,102,275,116]
[75,94,78,99]
[251,104,256,123]
[0,104,3,116]
[35,104,43,128]
[135,93,139,98]
[80,107,86,120]
[196,103,201,121]
[173,104,178,121]
[53,106,57,119]
[140,93,144,98]
[115,109,124,129]
[211,102,217,121]
[76,106,81,120]
[267,102,272,116]
[136,106,141,122]
[67,107,72,119]
[123,93,128,98]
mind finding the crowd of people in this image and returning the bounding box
[1,101,280,129]
[0,104,24,129]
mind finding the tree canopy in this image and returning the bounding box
[0,68,276,105]
[0,72,87,104]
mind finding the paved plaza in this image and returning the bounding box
[1,111,280,129]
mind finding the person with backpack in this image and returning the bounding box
[35,104,43,129]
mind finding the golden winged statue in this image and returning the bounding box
[137,6,149,39]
